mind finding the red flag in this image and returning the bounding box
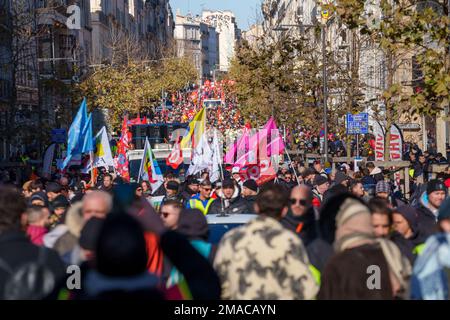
[115,116,131,181]
[166,140,183,169]
[142,116,148,125]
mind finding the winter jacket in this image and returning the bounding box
[0,230,66,299]
[243,195,257,214]
[415,193,439,238]
[213,215,318,299]
[411,233,450,300]
[208,188,249,215]
[370,167,384,182]
[318,243,393,300]
[390,231,428,265]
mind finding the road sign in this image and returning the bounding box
[51,129,67,143]
[346,113,369,135]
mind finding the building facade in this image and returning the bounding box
[202,10,240,72]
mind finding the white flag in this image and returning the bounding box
[187,133,213,177]
[210,130,222,183]
[83,126,114,172]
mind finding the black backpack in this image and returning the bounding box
[0,247,56,300]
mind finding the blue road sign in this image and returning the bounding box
[346,113,369,135]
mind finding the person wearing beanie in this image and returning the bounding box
[312,174,329,206]
[46,182,63,202]
[161,180,182,207]
[415,179,446,237]
[390,206,428,264]
[29,191,49,207]
[375,181,391,199]
[48,194,70,229]
[318,194,412,300]
[241,179,258,214]
[166,209,216,287]
[208,178,248,215]
[180,176,199,204]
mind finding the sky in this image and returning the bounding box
[170,0,263,31]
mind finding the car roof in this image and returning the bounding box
[206,214,257,224]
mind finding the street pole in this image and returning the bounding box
[322,24,328,163]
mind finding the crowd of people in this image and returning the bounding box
[1,144,450,300]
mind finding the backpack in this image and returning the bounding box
[0,247,56,300]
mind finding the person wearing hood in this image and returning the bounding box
[326,171,350,198]
[390,206,428,264]
[166,209,216,287]
[410,196,450,300]
[366,162,384,182]
[208,179,248,215]
[317,193,412,300]
[241,179,258,214]
[415,179,446,237]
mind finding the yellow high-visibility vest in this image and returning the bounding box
[189,198,215,215]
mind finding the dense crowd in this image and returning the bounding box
[1,140,450,300]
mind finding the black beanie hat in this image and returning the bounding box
[166,180,180,191]
[243,179,258,193]
[427,179,446,195]
[221,178,235,189]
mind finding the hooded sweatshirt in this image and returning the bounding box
[208,187,248,215]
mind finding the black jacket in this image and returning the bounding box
[243,195,257,214]
[390,230,428,265]
[415,203,438,238]
[208,194,249,215]
[0,230,66,299]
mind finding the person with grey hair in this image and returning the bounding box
[44,191,112,264]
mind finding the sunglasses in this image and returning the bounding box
[202,187,212,191]
[290,198,308,206]
[160,212,170,218]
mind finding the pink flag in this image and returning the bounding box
[224,126,251,164]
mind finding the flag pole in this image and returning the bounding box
[89,150,95,187]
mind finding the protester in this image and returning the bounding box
[390,206,428,264]
[415,179,446,237]
[326,171,350,197]
[141,181,152,199]
[231,167,243,187]
[29,191,49,207]
[180,177,199,204]
[152,172,177,197]
[0,186,66,299]
[48,195,70,229]
[26,205,50,246]
[368,198,393,238]
[241,179,258,214]
[367,162,384,182]
[312,175,329,206]
[313,161,328,179]
[22,180,33,198]
[161,181,182,206]
[185,179,215,215]
[213,184,318,299]
[349,180,365,198]
[97,174,113,194]
[208,179,248,215]
[46,182,63,202]
[159,200,183,230]
[317,194,411,299]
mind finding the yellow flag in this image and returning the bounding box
[180,108,206,149]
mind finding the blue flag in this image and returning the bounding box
[81,113,94,153]
[60,98,88,169]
